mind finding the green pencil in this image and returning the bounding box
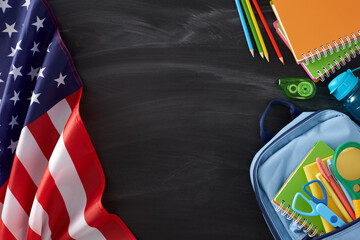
[240,0,264,58]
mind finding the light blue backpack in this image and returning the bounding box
[250,100,360,240]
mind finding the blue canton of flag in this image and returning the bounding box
[0,0,82,187]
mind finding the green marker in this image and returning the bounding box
[278,78,316,100]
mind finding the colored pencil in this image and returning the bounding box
[251,0,284,65]
[235,0,254,57]
[240,0,263,58]
[245,0,269,62]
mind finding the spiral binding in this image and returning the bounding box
[301,31,360,63]
[314,41,360,82]
[274,200,325,238]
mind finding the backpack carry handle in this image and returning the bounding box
[260,100,302,144]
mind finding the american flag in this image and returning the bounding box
[0,0,135,239]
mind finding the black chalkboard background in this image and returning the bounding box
[47,0,360,239]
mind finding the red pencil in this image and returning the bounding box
[251,0,284,65]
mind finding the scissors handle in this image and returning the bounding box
[302,180,327,205]
[293,193,346,228]
[316,203,346,228]
[292,193,318,216]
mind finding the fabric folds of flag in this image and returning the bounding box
[0,0,135,239]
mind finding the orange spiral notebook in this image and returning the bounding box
[271,0,360,64]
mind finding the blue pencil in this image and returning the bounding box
[235,0,255,57]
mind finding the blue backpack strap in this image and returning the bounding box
[260,100,302,144]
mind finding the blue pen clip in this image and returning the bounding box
[327,159,354,210]
[292,180,346,228]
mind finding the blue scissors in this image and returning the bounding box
[292,179,346,228]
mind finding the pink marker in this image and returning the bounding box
[316,157,356,220]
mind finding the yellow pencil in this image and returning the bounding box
[245,0,269,62]
[316,173,353,223]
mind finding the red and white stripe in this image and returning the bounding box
[0,89,135,240]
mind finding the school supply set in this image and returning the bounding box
[235,0,360,82]
[250,100,360,239]
[273,141,358,237]
[270,0,360,82]
[234,0,284,64]
[272,141,333,236]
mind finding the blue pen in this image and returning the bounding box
[327,159,354,210]
[235,0,255,57]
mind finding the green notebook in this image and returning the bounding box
[273,141,334,236]
[271,1,359,82]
